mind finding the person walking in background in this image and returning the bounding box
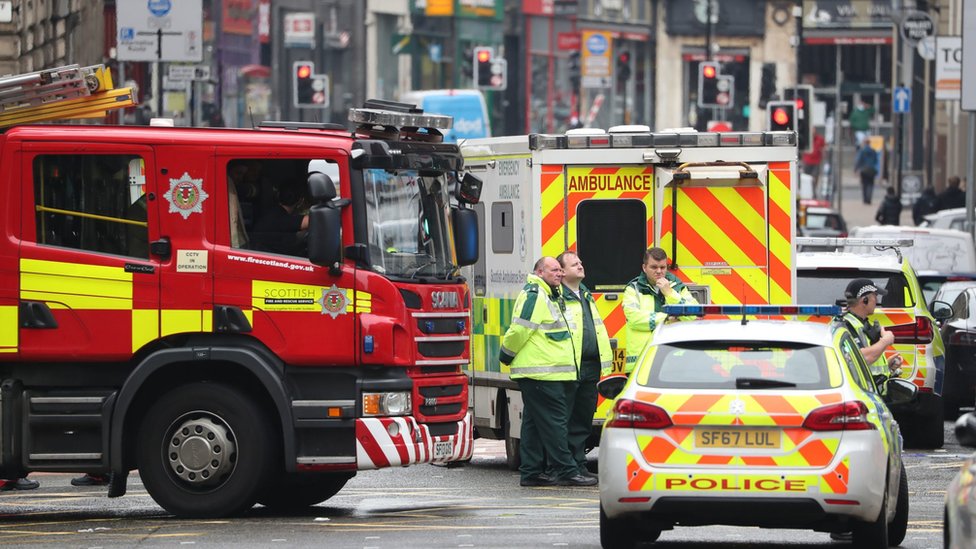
[849,98,874,147]
[913,185,939,225]
[499,257,596,488]
[937,175,966,212]
[622,247,698,371]
[557,251,613,480]
[875,187,902,225]
[802,130,826,185]
[853,138,878,205]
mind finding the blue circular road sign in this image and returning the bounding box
[147,0,172,18]
[586,34,608,56]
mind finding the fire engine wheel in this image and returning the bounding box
[503,412,520,472]
[851,477,889,549]
[137,382,275,518]
[257,472,354,511]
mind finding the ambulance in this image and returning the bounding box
[459,126,799,467]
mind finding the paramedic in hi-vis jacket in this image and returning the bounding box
[499,257,598,488]
[622,247,698,371]
[557,250,613,479]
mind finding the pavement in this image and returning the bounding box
[817,144,911,229]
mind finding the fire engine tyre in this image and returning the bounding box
[503,411,520,472]
[136,382,276,518]
[257,472,353,511]
[889,463,909,546]
[851,479,889,549]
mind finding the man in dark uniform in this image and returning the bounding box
[250,185,309,256]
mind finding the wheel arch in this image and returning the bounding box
[110,341,293,477]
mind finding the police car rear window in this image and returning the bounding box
[796,269,912,309]
[640,342,837,390]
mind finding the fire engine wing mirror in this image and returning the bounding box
[597,374,629,400]
[882,377,917,407]
[308,206,342,273]
[452,207,479,267]
[308,172,337,203]
[456,172,483,205]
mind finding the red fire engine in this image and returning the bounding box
[0,67,480,517]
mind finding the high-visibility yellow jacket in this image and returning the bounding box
[500,274,578,381]
[841,311,889,376]
[623,272,698,369]
[562,283,614,377]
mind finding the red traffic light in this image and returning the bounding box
[795,98,805,109]
[772,107,791,126]
[618,52,631,64]
[296,64,312,79]
[702,64,716,78]
[477,49,491,63]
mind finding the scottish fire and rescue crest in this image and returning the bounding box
[317,284,349,319]
[164,172,209,219]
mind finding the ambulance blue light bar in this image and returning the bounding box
[663,304,841,317]
[528,130,796,151]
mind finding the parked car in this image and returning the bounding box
[846,225,976,275]
[940,285,976,415]
[920,274,976,311]
[920,207,971,231]
[800,206,848,237]
[945,413,976,549]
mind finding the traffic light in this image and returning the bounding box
[616,51,631,83]
[293,61,314,107]
[766,100,796,132]
[759,63,776,108]
[697,61,720,107]
[568,51,581,90]
[474,47,493,88]
[461,47,474,84]
[784,85,813,153]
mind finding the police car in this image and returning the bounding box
[597,305,915,549]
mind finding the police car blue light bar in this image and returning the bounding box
[663,304,841,316]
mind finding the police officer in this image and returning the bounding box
[557,251,613,479]
[622,247,698,370]
[841,278,903,377]
[500,257,596,487]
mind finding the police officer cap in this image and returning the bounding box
[844,278,887,299]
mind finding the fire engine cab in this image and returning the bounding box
[0,67,480,517]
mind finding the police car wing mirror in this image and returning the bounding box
[930,300,953,321]
[955,412,976,448]
[455,172,483,205]
[882,377,917,407]
[597,374,629,400]
[308,172,337,203]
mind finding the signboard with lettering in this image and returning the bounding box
[117,0,203,62]
[580,30,612,89]
[936,36,961,101]
[964,0,976,111]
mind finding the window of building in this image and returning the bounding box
[576,199,646,291]
[33,154,148,259]
[491,202,514,254]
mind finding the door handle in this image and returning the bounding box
[150,238,171,259]
[19,301,58,329]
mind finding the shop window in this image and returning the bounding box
[576,199,646,291]
[33,154,148,259]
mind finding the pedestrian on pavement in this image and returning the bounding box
[853,138,878,205]
[936,175,966,212]
[499,257,596,488]
[875,187,902,225]
[0,476,39,491]
[849,98,874,147]
[622,247,698,371]
[912,185,939,225]
[556,251,613,480]
[71,473,108,486]
[802,131,826,185]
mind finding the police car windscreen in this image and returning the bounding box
[641,342,835,390]
[796,270,911,308]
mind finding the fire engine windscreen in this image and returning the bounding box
[363,168,457,278]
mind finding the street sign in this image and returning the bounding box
[893,86,912,113]
[117,0,203,62]
[936,36,962,101]
[901,10,935,45]
[168,65,210,81]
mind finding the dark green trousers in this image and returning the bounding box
[516,378,577,481]
[567,361,600,474]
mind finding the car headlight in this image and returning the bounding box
[362,391,412,416]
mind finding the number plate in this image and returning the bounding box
[434,440,454,459]
[695,429,781,449]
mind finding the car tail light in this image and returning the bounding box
[606,399,672,429]
[802,401,875,431]
[887,316,933,344]
[949,330,976,346]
